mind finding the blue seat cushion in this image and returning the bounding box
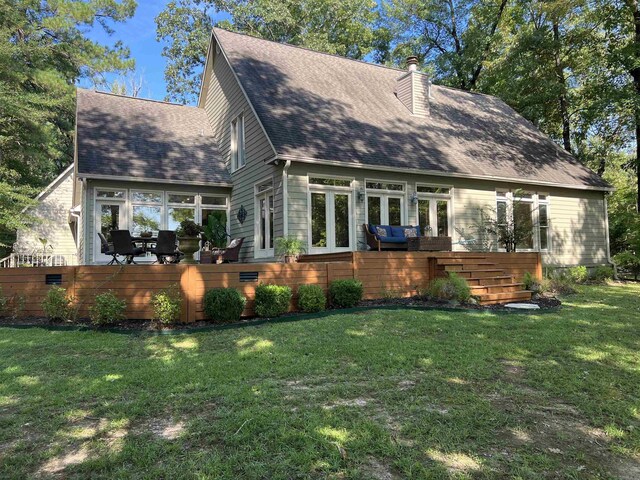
[390,226,419,238]
[379,236,407,244]
[370,225,392,238]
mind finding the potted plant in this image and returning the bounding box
[274,236,306,263]
[176,219,203,264]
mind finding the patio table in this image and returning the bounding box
[131,236,157,253]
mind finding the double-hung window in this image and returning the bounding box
[230,114,245,171]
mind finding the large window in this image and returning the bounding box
[416,184,451,236]
[255,181,274,257]
[92,189,229,263]
[366,180,405,226]
[231,114,245,171]
[309,176,353,253]
[131,190,163,236]
[496,191,549,251]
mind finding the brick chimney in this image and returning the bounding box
[396,56,431,117]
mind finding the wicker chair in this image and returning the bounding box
[205,237,245,263]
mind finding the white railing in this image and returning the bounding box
[0,253,77,268]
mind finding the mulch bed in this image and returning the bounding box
[0,295,562,332]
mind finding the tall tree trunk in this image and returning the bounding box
[630,0,640,212]
[553,21,572,154]
[469,0,508,90]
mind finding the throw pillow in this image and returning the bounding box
[375,226,388,237]
[227,238,240,248]
[404,227,418,238]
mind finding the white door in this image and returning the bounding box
[309,190,352,253]
[94,201,126,263]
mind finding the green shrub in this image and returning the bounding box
[566,265,589,284]
[328,279,363,308]
[522,272,541,293]
[591,265,614,283]
[297,284,326,313]
[614,251,640,280]
[89,291,126,325]
[204,288,246,323]
[427,272,471,303]
[541,270,577,295]
[41,286,76,322]
[151,284,182,324]
[254,284,292,317]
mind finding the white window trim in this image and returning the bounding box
[495,190,550,252]
[230,114,245,172]
[415,183,453,237]
[307,174,355,254]
[365,178,408,225]
[254,178,275,258]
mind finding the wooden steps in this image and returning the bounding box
[435,255,533,305]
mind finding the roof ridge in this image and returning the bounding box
[212,27,408,75]
[78,88,195,108]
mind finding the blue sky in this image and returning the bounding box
[80,0,227,104]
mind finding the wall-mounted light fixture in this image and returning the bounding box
[357,189,366,203]
[410,191,419,205]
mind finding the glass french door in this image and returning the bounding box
[310,190,352,253]
[366,195,404,225]
[95,202,125,263]
[417,198,450,236]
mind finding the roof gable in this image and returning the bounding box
[213,28,609,190]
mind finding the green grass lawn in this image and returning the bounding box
[1,284,640,479]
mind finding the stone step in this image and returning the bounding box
[478,290,532,305]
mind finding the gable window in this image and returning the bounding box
[230,114,245,171]
[365,180,405,226]
[495,191,549,252]
[255,181,274,257]
[416,184,451,237]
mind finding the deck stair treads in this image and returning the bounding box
[434,254,533,305]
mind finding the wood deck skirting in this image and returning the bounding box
[0,252,541,321]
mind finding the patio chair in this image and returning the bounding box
[209,237,245,263]
[110,230,145,264]
[149,230,184,264]
[98,232,120,265]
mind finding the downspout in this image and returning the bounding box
[282,159,291,237]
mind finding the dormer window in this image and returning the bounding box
[230,114,245,171]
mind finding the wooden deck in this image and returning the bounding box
[0,252,540,321]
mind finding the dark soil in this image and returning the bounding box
[0,295,562,332]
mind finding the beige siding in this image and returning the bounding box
[15,168,78,263]
[202,41,280,261]
[286,163,609,266]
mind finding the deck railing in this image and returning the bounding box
[0,253,77,268]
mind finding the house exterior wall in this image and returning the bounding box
[286,163,609,267]
[83,180,231,264]
[201,40,282,262]
[15,168,78,264]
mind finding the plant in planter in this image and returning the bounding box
[176,219,203,264]
[274,236,306,263]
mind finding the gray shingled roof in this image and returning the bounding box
[76,89,231,185]
[214,28,609,190]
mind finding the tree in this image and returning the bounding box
[0,0,136,253]
[382,0,509,90]
[156,0,380,103]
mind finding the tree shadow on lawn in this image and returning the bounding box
[0,285,639,478]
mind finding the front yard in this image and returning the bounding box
[1,284,639,479]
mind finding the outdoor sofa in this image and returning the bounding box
[363,224,420,251]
